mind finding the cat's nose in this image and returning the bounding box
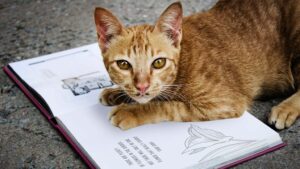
[135,82,150,94]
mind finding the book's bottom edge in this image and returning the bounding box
[219,142,286,169]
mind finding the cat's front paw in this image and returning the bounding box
[268,103,299,130]
[109,106,139,130]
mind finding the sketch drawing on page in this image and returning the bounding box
[62,71,113,96]
[182,125,262,163]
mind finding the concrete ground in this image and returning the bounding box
[0,0,299,168]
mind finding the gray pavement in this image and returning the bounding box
[0,0,299,168]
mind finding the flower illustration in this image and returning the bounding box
[182,125,259,163]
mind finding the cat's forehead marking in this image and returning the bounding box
[123,25,156,58]
[116,25,168,60]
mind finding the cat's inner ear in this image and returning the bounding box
[94,7,123,53]
[155,2,183,47]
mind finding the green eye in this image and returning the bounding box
[152,58,166,69]
[116,60,131,70]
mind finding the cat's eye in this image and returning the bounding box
[152,58,166,69]
[116,60,131,70]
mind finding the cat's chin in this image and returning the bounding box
[133,97,153,104]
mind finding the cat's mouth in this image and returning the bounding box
[122,85,162,104]
[128,90,159,104]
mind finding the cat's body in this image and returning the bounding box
[95,0,300,130]
[176,0,299,120]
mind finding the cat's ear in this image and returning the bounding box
[94,7,124,53]
[154,2,183,48]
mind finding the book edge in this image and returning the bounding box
[2,65,97,169]
[218,142,286,169]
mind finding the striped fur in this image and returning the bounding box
[95,1,300,130]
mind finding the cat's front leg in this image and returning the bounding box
[100,87,131,106]
[109,97,248,130]
[109,101,203,130]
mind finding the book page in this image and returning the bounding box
[58,103,282,169]
[9,43,114,117]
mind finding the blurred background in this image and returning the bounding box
[0,0,298,168]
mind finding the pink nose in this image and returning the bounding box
[135,82,150,94]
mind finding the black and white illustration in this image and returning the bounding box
[62,71,113,96]
[182,125,262,164]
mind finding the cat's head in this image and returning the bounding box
[94,2,182,103]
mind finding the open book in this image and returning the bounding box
[3,43,285,169]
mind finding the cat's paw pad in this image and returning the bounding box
[100,89,116,106]
[268,104,299,130]
[109,108,139,130]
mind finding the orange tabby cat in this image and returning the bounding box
[94,0,300,130]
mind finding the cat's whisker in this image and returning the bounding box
[155,95,164,102]
[161,88,192,104]
[123,94,132,104]
[160,92,177,102]
[160,90,177,102]
[112,93,128,104]
[159,93,171,102]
